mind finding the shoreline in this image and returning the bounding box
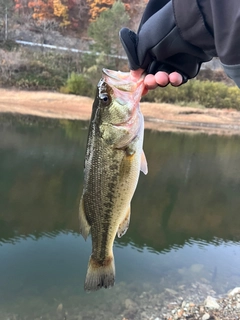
[1,88,240,135]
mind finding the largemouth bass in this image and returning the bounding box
[79,69,148,291]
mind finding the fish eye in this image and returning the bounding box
[100,93,110,105]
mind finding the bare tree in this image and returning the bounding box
[37,19,60,47]
[0,0,14,41]
[75,0,89,20]
[68,0,90,33]
[14,0,34,25]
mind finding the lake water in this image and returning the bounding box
[1,115,240,320]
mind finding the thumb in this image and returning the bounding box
[130,69,144,81]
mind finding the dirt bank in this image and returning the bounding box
[1,88,240,135]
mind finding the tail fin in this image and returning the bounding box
[84,255,115,291]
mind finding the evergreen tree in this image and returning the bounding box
[88,1,129,56]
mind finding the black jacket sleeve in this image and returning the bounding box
[173,0,240,86]
[173,0,240,65]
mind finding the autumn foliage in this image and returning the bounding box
[21,0,70,26]
[13,0,147,30]
[28,1,53,20]
[87,0,114,21]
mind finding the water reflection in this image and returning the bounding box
[0,115,240,318]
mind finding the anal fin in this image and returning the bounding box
[140,150,148,175]
[79,196,91,240]
[117,206,131,238]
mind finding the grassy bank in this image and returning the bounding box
[1,43,240,110]
[0,44,85,91]
[141,79,240,110]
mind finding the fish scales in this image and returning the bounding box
[79,69,148,291]
[85,143,136,259]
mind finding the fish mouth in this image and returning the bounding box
[102,68,144,93]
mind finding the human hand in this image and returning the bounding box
[144,71,183,88]
[120,0,212,88]
[130,69,183,94]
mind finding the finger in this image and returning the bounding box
[144,74,159,89]
[169,72,183,86]
[154,71,169,87]
[130,69,144,81]
[130,69,148,96]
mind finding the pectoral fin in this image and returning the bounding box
[117,206,131,238]
[140,150,148,175]
[79,196,91,240]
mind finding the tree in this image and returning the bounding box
[88,1,129,55]
[14,0,32,15]
[28,0,70,27]
[53,0,70,26]
[122,0,148,29]
[0,0,14,40]
[67,0,89,32]
[28,0,54,21]
[86,1,130,77]
[87,0,114,21]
